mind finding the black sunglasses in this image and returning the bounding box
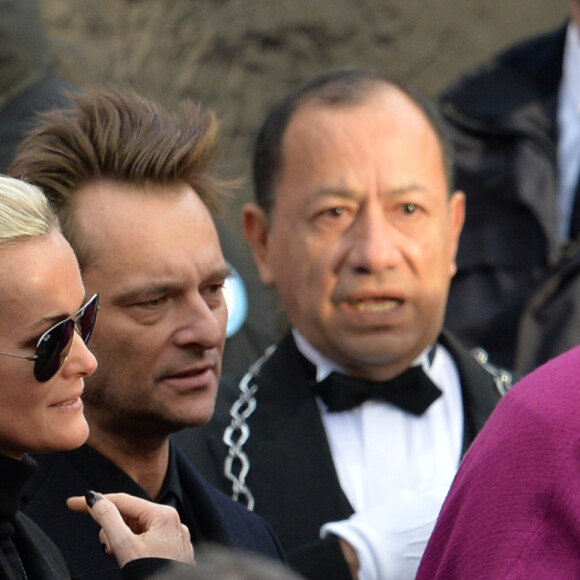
[0,293,99,382]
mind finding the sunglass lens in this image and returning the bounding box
[32,294,99,383]
[79,295,99,343]
[33,320,74,382]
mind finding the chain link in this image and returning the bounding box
[222,345,276,511]
[470,346,513,396]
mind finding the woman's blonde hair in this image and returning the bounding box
[0,175,59,247]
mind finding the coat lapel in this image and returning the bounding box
[244,332,353,551]
[439,331,503,454]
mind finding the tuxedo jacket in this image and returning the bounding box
[21,444,284,580]
[173,330,506,580]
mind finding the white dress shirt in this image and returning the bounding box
[293,329,463,580]
[558,21,580,241]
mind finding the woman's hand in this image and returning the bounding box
[67,491,195,568]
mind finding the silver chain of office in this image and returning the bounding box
[222,345,276,511]
[222,343,511,511]
[470,347,513,395]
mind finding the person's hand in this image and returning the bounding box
[323,484,451,580]
[338,537,360,580]
[67,491,195,568]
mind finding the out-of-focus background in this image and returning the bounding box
[40,0,568,219]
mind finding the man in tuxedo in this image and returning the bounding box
[442,1,580,374]
[174,68,510,580]
[9,88,284,580]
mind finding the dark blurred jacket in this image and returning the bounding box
[22,444,284,580]
[440,23,580,373]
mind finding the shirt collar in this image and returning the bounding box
[157,442,184,507]
[292,327,433,382]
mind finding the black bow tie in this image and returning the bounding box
[313,364,442,415]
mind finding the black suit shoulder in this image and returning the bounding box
[22,447,284,580]
[172,445,284,559]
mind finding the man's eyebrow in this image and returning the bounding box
[217,265,234,280]
[311,184,430,200]
[113,266,232,305]
[311,187,358,199]
[113,284,178,305]
[382,184,430,197]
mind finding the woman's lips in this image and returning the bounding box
[51,395,84,412]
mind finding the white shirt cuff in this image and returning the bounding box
[320,486,449,580]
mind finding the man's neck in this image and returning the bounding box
[86,425,170,500]
[292,327,434,381]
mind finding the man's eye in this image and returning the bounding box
[403,203,418,214]
[208,282,226,295]
[323,207,345,218]
[138,297,166,308]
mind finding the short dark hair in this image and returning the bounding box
[253,67,454,215]
[9,87,227,268]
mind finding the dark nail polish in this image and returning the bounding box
[85,490,101,507]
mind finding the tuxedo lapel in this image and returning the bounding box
[244,332,353,550]
[439,331,503,455]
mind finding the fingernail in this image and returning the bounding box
[85,490,101,508]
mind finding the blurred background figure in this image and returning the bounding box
[153,545,304,580]
[0,0,72,172]
[442,2,580,373]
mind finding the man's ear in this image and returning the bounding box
[242,203,275,286]
[448,190,466,278]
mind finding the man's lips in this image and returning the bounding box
[348,297,402,313]
[160,364,217,391]
[164,364,214,380]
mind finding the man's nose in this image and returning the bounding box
[173,297,226,349]
[345,205,403,274]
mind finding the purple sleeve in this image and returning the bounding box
[417,349,580,579]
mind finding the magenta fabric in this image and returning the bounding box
[416,344,580,579]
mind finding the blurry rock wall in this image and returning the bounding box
[39,0,569,220]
